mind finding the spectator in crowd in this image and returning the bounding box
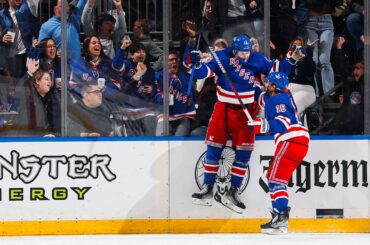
[295,0,308,37]
[81,0,127,59]
[183,0,219,51]
[200,0,217,42]
[131,18,163,71]
[0,67,16,112]
[11,58,59,136]
[346,0,364,55]
[155,51,196,136]
[70,35,121,99]
[304,0,342,98]
[113,41,156,103]
[331,36,352,84]
[112,41,157,136]
[30,38,62,90]
[211,0,264,50]
[181,26,222,136]
[0,0,40,78]
[330,58,364,135]
[67,83,117,137]
[0,67,16,131]
[270,0,299,59]
[189,73,217,136]
[38,0,87,64]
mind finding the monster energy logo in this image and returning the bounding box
[0,150,117,201]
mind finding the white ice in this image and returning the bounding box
[0,233,369,245]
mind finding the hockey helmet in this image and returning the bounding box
[267,72,289,92]
[232,34,252,52]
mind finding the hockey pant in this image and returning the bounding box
[267,140,309,212]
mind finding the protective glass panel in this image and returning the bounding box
[0,0,51,136]
[169,0,265,136]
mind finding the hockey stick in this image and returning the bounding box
[208,47,254,123]
[187,0,208,96]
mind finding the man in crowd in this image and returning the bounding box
[0,0,40,78]
[38,0,87,64]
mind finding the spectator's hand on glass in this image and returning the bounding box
[26,58,39,76]
[336,36,345,49]
[249,0,257,9]
[360,35,364,44]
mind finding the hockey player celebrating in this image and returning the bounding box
[190,34,305,213]
[249,72,310,234]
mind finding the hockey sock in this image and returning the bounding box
[269,182,289,213]
[230,150,251,188]
[203,145,223,185]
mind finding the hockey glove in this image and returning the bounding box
[248,118,269,134]
[190,50,201,68]
[286,45,306,65]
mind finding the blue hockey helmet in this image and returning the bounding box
[232,34,252,52]
[267,72,289,92]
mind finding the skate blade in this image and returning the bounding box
[214,195,243,214]
[261,227,288,235]
[192,197,212,206]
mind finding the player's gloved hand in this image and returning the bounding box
[248,118,269,134]
[286,45,306,65]
[190,50,201,68]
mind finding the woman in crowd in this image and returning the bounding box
[70,35,121,99]
[35,38,61,89]
[11,58,60,136]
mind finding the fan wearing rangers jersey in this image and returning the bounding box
[190,34,305,213]
[155,52,196,136]
[249,72,310,234]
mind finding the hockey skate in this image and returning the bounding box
[192,184,213,206]
[261,207,291,235]
[214,185,246,214]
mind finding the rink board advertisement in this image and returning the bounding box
[0,137,369,234]
[0,140,170,221]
